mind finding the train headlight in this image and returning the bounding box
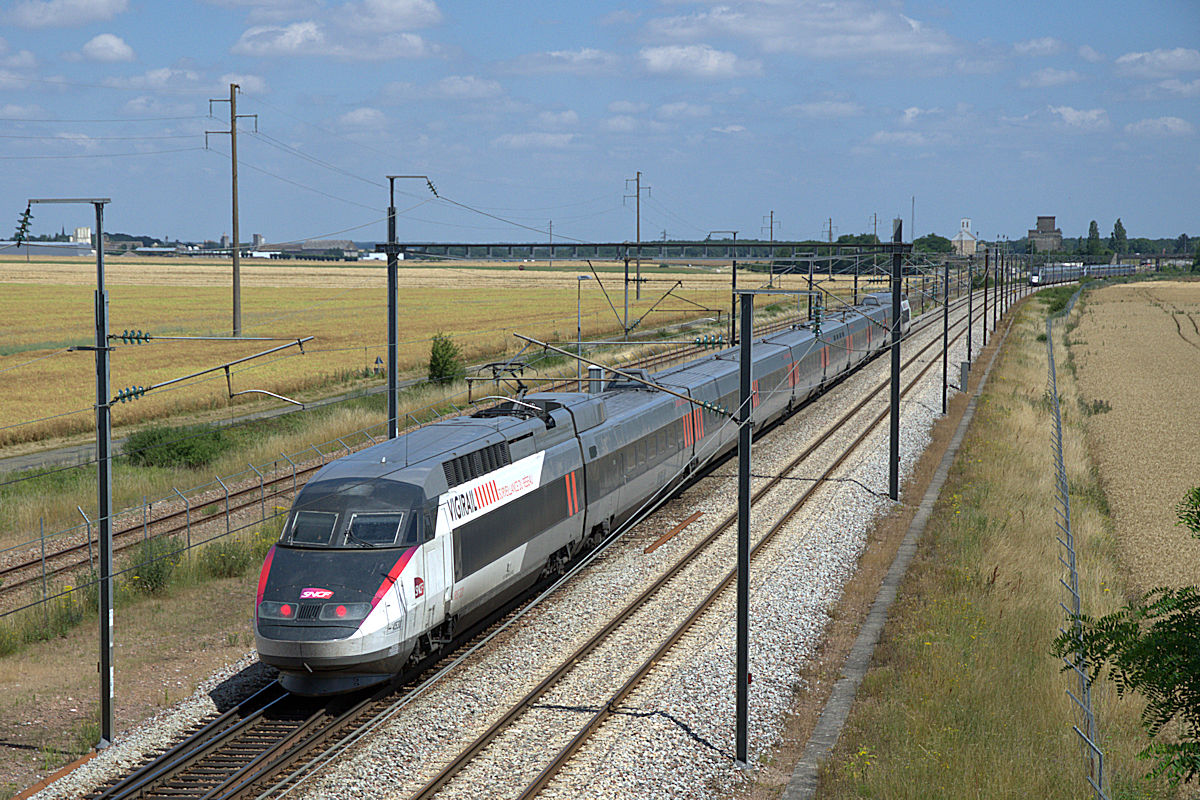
[319,602,371,621]
[258,601,295,620]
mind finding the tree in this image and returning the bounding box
[1193,244,1200,272]
[913,232,953,253]
[1176,234,1190,255]
[1110,218,1127,254]
[1086,220,1103,256]
[1052,487,1200,788]
[428,332,465,384]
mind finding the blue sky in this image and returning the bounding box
[1,0,1197,245]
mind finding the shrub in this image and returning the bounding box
[428,332,465,384]
[122,423,232,469]
[198,536,253,579]
[127,536,181,595]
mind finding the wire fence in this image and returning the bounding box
[1045,287,1107,800]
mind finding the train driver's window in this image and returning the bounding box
[289,510,338,545]
[345,512,408,547]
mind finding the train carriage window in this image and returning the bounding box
[647,430,657,461]
[346,512,411,547]
[289,510,338,545]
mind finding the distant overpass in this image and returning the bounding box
[395,239,907,263]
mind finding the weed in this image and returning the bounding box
[1080,397,1112,416]
[127,536,181,596]
[198,536,252,579]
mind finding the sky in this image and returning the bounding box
[1,0,1197,246]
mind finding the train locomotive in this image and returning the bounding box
[254,292,911,694]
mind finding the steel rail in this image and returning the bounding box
[404,291,995,800]
[513,292,1017,799]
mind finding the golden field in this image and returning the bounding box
[1071,279,1200,591]
[0,255,887,450]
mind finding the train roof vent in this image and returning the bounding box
[442,441,512,488]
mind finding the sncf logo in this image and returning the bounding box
[414,577,425,599]
[300,587,333,599]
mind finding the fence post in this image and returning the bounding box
[174,488,191,552]
[40,517,47,625]
[281,452,298,495]
[215,475,230,535]
[142,496,148,542]
[249,464,265,522]
[78,506,93,575]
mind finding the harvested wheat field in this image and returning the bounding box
[1071,279,1200,591]
[0,255,886,449]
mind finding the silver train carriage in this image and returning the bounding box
[1029,262,1137,286]
[255,293,911,694]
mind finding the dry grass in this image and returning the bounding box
[1070,279,1200,592]
[0,255,890,449]
[800,290,1172,799]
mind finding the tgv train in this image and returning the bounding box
[1029,262,1139,285]
[255,293,912,694]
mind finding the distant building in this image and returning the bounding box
[252,233,265,248]
[220,233,231,249]
[1028,216,1063,253]
[951,218,977,256]
[72,226,92,244]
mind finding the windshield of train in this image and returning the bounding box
[345,512,411,547]
[289,510,338,545]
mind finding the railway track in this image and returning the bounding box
[68,291,990,800]
[0,309,820,606]
[391,291,1000,800]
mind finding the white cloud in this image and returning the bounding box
[1115,47,1200,78]
[657,101,711,119]
[232,19,437,59]
[1124,116,1195,136]
[901,106,940,124]
[205,0,323,24]
[233,21,323,55]
[1013,37,1062,57]
[0,39,36,68]
[607,100,647,114]
[493,132,574,149]
[340,0,441,32]
[644,3,957,60]
[122,95,195,116]
[0,103,42,118]
[508,48,620,75]
[221,72,268,94]
[870,130,928,146]
[105,67,203,91]
[793,100,862,118]
[640,44,761,78]
[1048,105,1110,130]
[1019,68,1082,88]
[7,0,127,28]
[603,115,638,133]
[711,124,745,134]
[1078,45,1104,63]
[81,33,134,62]
[536,110,578,128]
[1159,78,1200,97]
[383,75,502,101]
[338,107,386,128]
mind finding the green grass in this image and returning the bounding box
[814,296,1171,799]
[0,519,280,659]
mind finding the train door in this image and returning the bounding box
[421,503,453,632]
